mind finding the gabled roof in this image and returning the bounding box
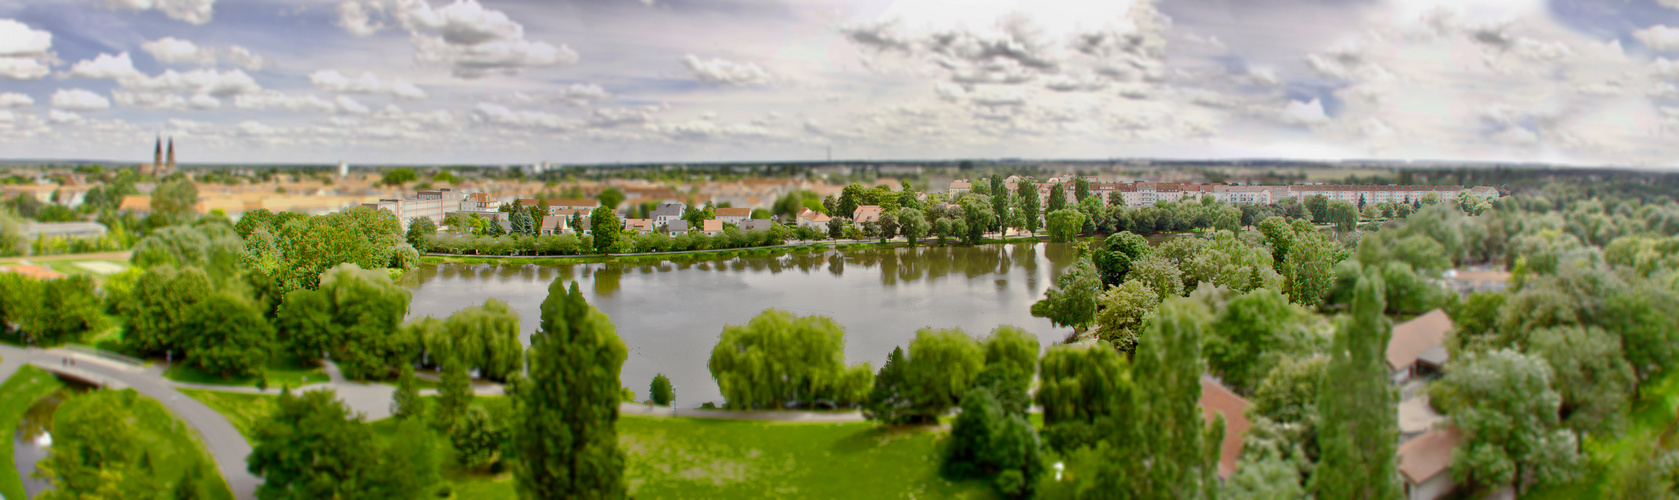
[797,208,831,222]
[1198,376,1251,480]
[715,207,752,218]
[1387,309,1454,371]
[702,219,723,232]
[853,205,884,222]
[1398,426,1462,484]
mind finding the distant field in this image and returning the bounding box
[0,365,65,500]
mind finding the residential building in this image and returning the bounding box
[1398,427,1463,500]
[700,219,723,236]
[741,219,775,232]
[25,221,107,240]
[363,188,470,230]
[1198,376,1252,480]
[796,208,831,229]
[666,220,690,234]
[1388,309,1453,384]
[623,218,654,234]
[716,207,752,225]
[651,203,686,227]
[948,180,972,194]
[853,205,884,223]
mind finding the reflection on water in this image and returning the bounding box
[13,384,87,498]
[404,242,1080,407]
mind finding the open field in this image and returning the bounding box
[0,365,65,500]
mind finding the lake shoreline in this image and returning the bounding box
[419,235,1049,266]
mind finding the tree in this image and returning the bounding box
[943,385,1044,498]
[406,217,437,253]
[1215,205,1241,233]
[511,209,535,237]
[590,207,621,253]
[990,175,1010,232]
[250,388,426,500]
[1016,178,1041,235]
[879,211,899,242]
[1328,200,1358,232]
[901,328,984,421]
[1305,194,1329,224]
[708,309,866,409]
[436,359,473,431]
[1074,177,1091,202]
[451,407,506,471]
[425,299,524,381]
[1204,288,1313,395]
[596,187,626,210]
[33,390,165,500]
[1046,209,1084,243]
[1284,224,1341,306]
[23,274,108,347]
[1094,279,1160,356]
[650,374,675,406]
[152,179,199,218]
[1528,325,1634,437]
[1046,184,1067,213]
[1030,254,1101,330]
[1093,231,1151,287]
[865,346,915,424]
[382,168,417,186]
[838,183,867,218]
[1092,298,1221,499]
[1432,349,1582,494]
[899,208,930,246]
[275,263,412,379]
[184,293,274,378]
[827,216,844,240]
[119,265,212,355]
[512,280,629,499]
[960,195,995,244]
[1037,344,1133,452]
[392,363,424,420]
[1309,272,1400,500]
[1128,254,1184,301]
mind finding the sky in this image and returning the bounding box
[1,0,1679,167]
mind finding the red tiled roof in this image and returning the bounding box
[0,264,64,281]
[715,207,752,218]
[702,219,723,231]
[1398,426,1462,484]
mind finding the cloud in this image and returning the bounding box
[0,92,31,107]
[309,70,427,99]
[0,57,48,80]
[682,55,774,86]
[111,90,222,109]
[0,19,52,55]
[1635,25,1679,52]
[142,37,213,65]
[471,102,577,130]
[1278,99,1329,125]
[48,109,83,124]
[233,91,348,114]
[65,52,144,79]
[110,0,216,25]
[125,68,262,97]
[336,95,370,114]
[587,105,663,127]
[224,46,266,70]
[51,88,111,110]
[393,0,579,78]
[337,0,386,37]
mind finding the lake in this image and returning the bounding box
[402,242,1083,406]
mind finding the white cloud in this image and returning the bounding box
[336,95,370,114]
[125,68,262,97]
[64,52,143,79]
[51,89,111,110]
[337,0,386,37]
[48,109,83,124]
[0,19,52,55]
[0,92,31,107]
[111,90,222,109]
[683,55,774,86]
[309,70,428,99]
[234,91,372,114]
[395,0,579,78]
[471,102,577,130]
[142,37,213,65]
[1636,25,1679,52]
[1278,99,1329,125]
[0,57,48,80]
[223,46,266,70]
[110,0,216,25]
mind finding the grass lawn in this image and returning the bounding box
[1527,371,1679,498]
[164,352,330,388]
[0,365,65,500]
[52,389,237,500]
[179,389,278,441]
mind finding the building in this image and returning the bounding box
[623,218,655,234]
[796,208,832,229]
[715,207,752,225]
[651,203,686,227]
[140,137,177,177]
[363,188,471,230]
[1388,309,1454,384]
[1198,376,1252,480]
[852,205,884,223]
[1398,427,1463,500]
[24,221,107,240]
[0,263,64,281]
[666,220,690,234]
[948,180,972,194]
[741,219,775,232]
[700,219,723,236]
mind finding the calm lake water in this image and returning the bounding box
[403,242,1082,406]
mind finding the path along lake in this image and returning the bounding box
[402,242,1084,406]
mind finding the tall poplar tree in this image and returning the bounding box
[990,174,1009,231]
[512,280,629,499]
[1310,272,1400,500]
[1015,177,1040,235]
[1121,298,1221,499]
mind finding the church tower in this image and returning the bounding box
[153,137,162,168]
[166,137,175,171]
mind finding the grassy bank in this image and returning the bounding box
[421,235,1049,267]
[74,389,238,500]
[0,365,65,500]
[164,352,330,388]
[179,389,277,441]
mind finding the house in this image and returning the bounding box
[1198,376,1252,480]
[0,263,64,281]
[651,203,686,227]
[796,208,831,229]
[1388,309,1454,384]
[25,222,107,240]
[948,180,972,194]
[666,220,690,234]
[623,218,655,234]
[853,205,884,223]
[741,219,775,232]
[715,207,752,225]
[700,219,723,236]
[1398,427,1463,500]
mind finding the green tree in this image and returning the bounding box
[596,187,625,210]
[1204,288,1313,395]
[382,168,417,186]
[1030,254,1101,330]
[1328,201,1358,232]
[1432,349,1582,494]
[902,328,984,422]
[117,265,208,355]
[943,385,1043,498]
[436,359,473,431]
[406,217,437,253]
[1047,184,1067,213]
[33,390,165,500]
[990,175,1010,231]
[1016,178,1040,235]
[511,280,629,499]
[249,388,425,500]
[1074,177,1091,202]
[275,263,412,379]
[650,374,675,406]
[392,363,424,420]
[708,309,863,409]
[1215,205,1242,233]
[1305,195,1329,224]
[838,183,867,218]
[184,292,274,378]
[151,179,199,218]
[591,207,621,253]
[425,299,524,381]
[960,195,996,244]
[1284,224,1341,306]
[451,407,506,471]
[899,208,930,246]
[1093,231,1151,287]
[1046,209,1084,243]
[1036,344,1133,452]
[1128,254,1184,301]
[865,346,914,424]
[511,209,535,237]
[1528,325,1634,437]
[1093,279,1160,355]
[1309,272,1400,500]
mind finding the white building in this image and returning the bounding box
[363,188,471,230]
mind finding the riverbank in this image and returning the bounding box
[420,234,1049,266]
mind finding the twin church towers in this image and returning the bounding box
[143,136,176,176]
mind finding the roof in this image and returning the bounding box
[539,215,563,229]
[853,205,884,222]
[1398,426,1462,484]
[797,208,832,223]
[119,195,152,212]
[715,207,751,218]
[0,263,65,281]
[1198,376,1251,480]
[667,220,689,232]
[624,218,653,231]
[520,198,598,208]
[702,219,723,232]
[1387,309,1454,371]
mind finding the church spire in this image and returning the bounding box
[153,136,163,167]
[166,137,175,169]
